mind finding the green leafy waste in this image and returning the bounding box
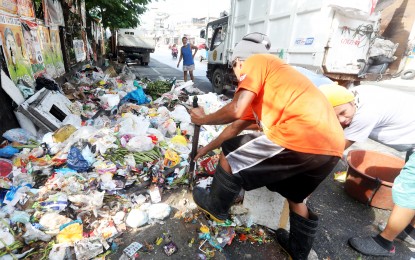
[143,79,173,100]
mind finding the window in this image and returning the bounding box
[211,28,223,50]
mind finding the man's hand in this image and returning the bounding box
[190,107,206,125]
[190,89,256,126]
[194,146,209,161]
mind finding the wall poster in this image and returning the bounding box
[0,13,34,85]
[21,19,46,78]
[17,0,35,18]
[37,24,57,77]
[49,26,65,76]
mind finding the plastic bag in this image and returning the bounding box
[171,105,191,123]
[10,210,30,223]
[117,113,150,136]
[93,160,117,174]
[158,119,177,137]
[23,222,52,243]
[74,237,103,260]
[39,212,71,234]
[0,231,15,249]
[16,82,35,99]
[62,115,82,129]
[35,74,60,91]
[157,106,171,123]
[100,94,120,108]
[119,65,136,81]
[81,145,95,165]
[119,87,150,106]
[4,185,31,207]
[56,220,83,244]
[126,209,148,228]
[126,136,155,152]
[0,158,13,177]
[11,169,34,187]
[368,38,398,58]
[68,190,104,213]
[124,154,136,168]
[48,243,71,260]
[67,146,90,172]
[40,193,68,212]
[3,128,37,144]
[148,203,171,220]
[146,128,165,143]
[93,135,118,155]
[180,122,194,136]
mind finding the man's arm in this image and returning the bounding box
[190,89,256,125]
[191,44,198,58]
[194,119,255,161]
[177,47,183,67]
[345,139,354,150]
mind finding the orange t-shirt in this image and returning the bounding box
[237,54,344,157]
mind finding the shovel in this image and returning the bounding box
[189,96,200,188]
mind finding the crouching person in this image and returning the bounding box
[320,84,415,257]
[189,32,345,259]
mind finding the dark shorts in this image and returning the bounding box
[222,132,340,203]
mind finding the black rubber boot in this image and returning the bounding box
[192,164,241,222]
[276,208,319,260]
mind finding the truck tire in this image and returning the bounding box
[212,68,225,94]
[401,69,415,80]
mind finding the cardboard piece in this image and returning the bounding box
[243,187,290,230]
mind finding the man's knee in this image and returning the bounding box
[219,152,231,173]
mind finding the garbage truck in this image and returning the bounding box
[201,0,383,93]
[117,29,155,66]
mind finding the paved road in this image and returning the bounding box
[129,48,214,94]
[152,47,208,78]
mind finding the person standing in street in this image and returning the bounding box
[177,36,198,82]
[319,84,415,257]
[190,32,345,260]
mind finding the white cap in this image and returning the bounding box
[231,32,271,61]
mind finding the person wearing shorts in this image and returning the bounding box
[193,67,334,162]
[320,84,415,257]
[177,36,197,82]
[190,32,344,260]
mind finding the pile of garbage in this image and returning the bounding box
[0,64,272,259]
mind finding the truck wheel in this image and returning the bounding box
[143,62,149,66]
[401,69,415,80]
[212,69,225,94]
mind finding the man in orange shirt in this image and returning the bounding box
[190,33,345,260]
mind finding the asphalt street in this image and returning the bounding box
[118,53,415,260]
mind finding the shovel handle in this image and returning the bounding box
[193,95,199,108]
[189,96,200,187]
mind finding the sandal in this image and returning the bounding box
[348,236,395,257]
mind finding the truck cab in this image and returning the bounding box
[202,0,387,92]
[201,16,236,94]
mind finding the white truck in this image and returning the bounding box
[117,29,155,66]
[201,0,382,93]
